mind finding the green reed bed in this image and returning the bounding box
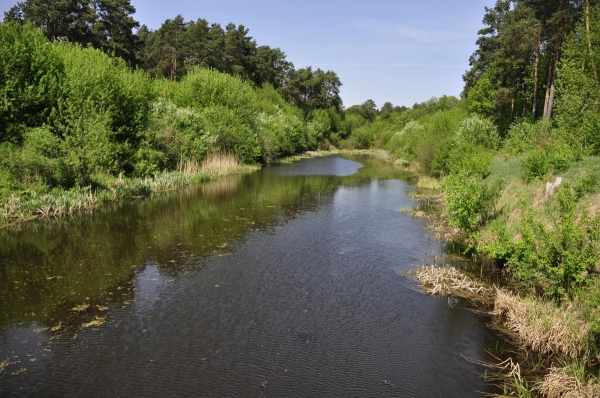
[0,169,217,226]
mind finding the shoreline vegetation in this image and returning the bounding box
[4,1,600,396]
[0,152,258,228]
[0,149,379,229]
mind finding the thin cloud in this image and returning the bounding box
[354,19,465,43]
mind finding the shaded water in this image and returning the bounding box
[0,155,501,397]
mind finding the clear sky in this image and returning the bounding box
[1,0,495,108]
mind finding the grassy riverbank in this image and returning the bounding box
[0,22,350,228]
[401,153,600,396]
[335,97,600,396]
[0,153,258,228]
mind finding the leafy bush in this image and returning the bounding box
[448,145,493,177]
[547,139,579,172]
[445,172,502,233]
[455,115,500,150]
[503,119,537,155]
[522,150,550,182]
[509,185,600,299]
[0,22,64,144]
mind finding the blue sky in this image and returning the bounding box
[1,0,495,108]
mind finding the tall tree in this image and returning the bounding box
[280,67,343,111]
[91,0,140,65]
[4,0,92,44]
[223,23,257,79]
[253,46,293,88]
[464,0,585,126]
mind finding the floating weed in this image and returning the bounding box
[83,316,105,328]
[0,358,10,373]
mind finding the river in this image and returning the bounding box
[0,154,502,397]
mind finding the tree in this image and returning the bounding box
[280,67,343,111]
[4,0,141,65]
[223,23,257,79]
[91,0,140,65]
[252,46,293,88]
[464,0,586,127]
[4,0,92,44]
[144,15,187,80]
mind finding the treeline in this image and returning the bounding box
[464,0,600,146]
[0,22,345,202]
[4,0,343,112]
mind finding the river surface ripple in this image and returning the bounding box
[0,155,501,397]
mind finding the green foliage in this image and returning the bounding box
[448,145,494,178]
[510,185,600,299]
[467,69,496,117]
[445,172,502,233]
[521,133,580,182]
[0,22,335,200]
[51,43,155,184]
[554,4,600,155]
[503,119,538,155]
[455,115,500,150]
[522,150,550,182]
[0,22,64,143]
[574,169,599,199]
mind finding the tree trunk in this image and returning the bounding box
[543,45,556,120]
[522,84,528,118]
[544,12,566,121]
[586,0,599,84]
[532,22,542,119]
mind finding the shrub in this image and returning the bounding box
[448,144,493,178]
[445,172,502,233]
[503,119,537,155]
[455,115,500,150]
[522,150,550,182]
[510,185,600,299]
[0,22,64,144]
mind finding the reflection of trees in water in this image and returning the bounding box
[0,155,411,332]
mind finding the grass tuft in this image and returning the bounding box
[494,290,592,358]
[538,366,600,398]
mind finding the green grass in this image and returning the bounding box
[0,165,262,227]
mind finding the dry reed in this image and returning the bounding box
[494,290,591,358]
[538,367,600,398]
[414,265,489,298]
[200,152,240,176]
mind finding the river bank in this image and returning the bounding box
[402,156,600,398]
[0,153,259,229]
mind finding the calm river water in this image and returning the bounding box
[0,155,502,397]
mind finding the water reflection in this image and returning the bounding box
[0,155,501,397]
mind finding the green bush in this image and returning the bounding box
[503,119,537,155]
[445,172,502,233]
[0,22,64,144]
[522,150,550,182]
[455,115,500,150]
[510,185,600,299]
[547,139,579,172]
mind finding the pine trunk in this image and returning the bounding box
[586,0,599,84]
[532,22,542,119]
